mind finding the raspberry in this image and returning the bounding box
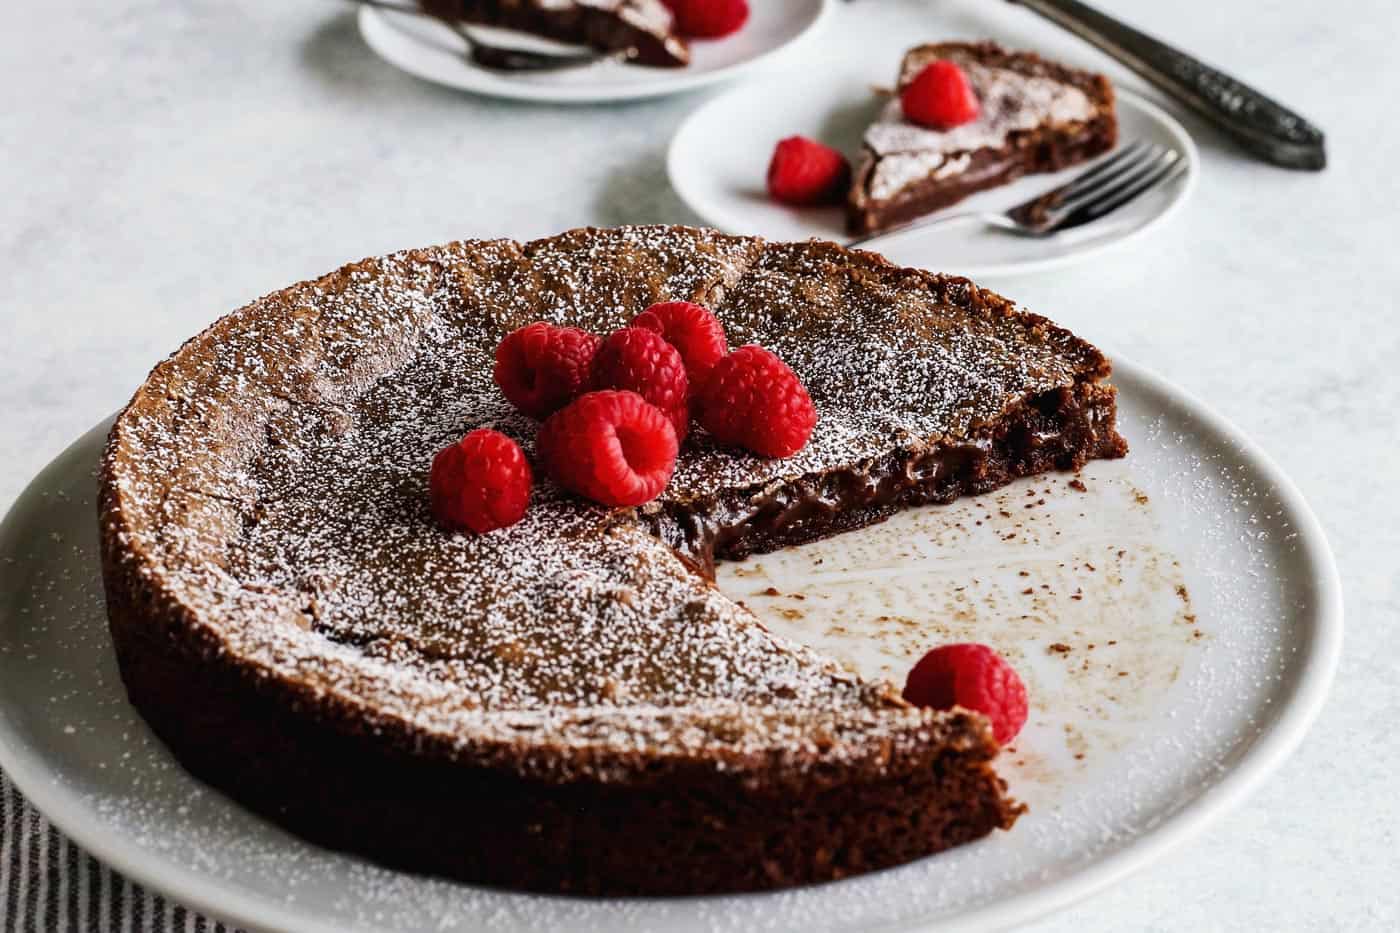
[630,301,728,392]
[536,390,679,507]
[429,429,532,534]
[902,644,1028,746]
[697,345,816,458]
[663,0,748,38]
[766,136,852,206]
[591,326,690,439]
[493,322,601,419]
[901,60,980,130]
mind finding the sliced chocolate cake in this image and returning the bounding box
[418,0,689,67]
[99,225,1126,895]
[849,42,1118,235]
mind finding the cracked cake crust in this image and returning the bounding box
[99,225,1124,894]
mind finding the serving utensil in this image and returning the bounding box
[1008,0,1325,169]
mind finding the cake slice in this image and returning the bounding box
[100,226,1126,895]
[848,41,1118,235]
[417,0,690,67]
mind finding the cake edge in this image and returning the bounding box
[94,227,1132,893]
[103,570,1022,894]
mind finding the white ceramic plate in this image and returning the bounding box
[668,76,1198,277]
[357,0,834,103]
[0,359,1340,932]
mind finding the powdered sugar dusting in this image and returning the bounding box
[602,0,674,35]
[101,226,1097,780]
[865,51,1098,202]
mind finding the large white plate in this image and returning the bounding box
[668,76,1197,278]
[0,359,1340,932]
[357,0,834,103]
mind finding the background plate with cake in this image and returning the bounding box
[358,0,836,102]
[669,43,1196,278]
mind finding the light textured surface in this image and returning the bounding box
[0,0,1395,930]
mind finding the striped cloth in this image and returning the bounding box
[1,771,229,932]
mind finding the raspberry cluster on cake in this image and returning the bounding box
[99,225,1126,894]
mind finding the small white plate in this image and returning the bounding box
[668,76,1198,277]
[357,0,834,103]
[0,359,1340,932]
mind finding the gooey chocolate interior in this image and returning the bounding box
[646,383,1120,576]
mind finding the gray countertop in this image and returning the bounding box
[2,0,1396,928]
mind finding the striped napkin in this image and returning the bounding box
[1,771,230,932]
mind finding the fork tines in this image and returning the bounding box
[1032,143,1186,233]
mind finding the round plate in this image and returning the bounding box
[668,77,1198,277]
[0,359,1340,932]
[357,0,834,104]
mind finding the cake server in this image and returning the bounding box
[1007,0,1326,169]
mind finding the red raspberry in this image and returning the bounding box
[630,301,728,393]
[901,60,980,130]
[902,644,1028,746]
[696,345,816,458]
[591,326,690,439]
[663,0,748,39]
[766,136,852,206]
[429,429,532,534]
[536,390,678,507]
[493,322,601,419]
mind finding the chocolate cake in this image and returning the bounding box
[848,42,1118,235]
[417,0,689,68]
[99,225,1126,895]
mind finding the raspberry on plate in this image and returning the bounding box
[901,60,980,130]
[429,429,533,534]
[902,644,1028,746]
[767,136,852,206]
[663,0,748,39]
[697,345,816,458]
[630,301,728,392]
[536,390,679,507]
[494,322,601,419]
[591,326,690,439]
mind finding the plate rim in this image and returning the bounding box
[666,84,1200,279]
[356,0,837,104]
[0,357,1342,933]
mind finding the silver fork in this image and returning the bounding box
[847,142,1188,247]
[352,0,630,72]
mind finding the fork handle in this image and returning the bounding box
[1008,0,1326,170]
